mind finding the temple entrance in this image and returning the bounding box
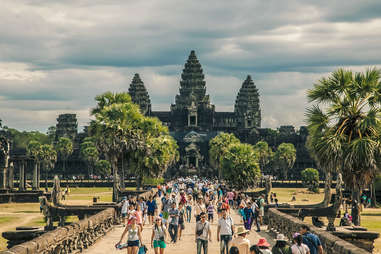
[188,156,196,168]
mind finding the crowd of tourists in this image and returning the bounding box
[115,177,324,254]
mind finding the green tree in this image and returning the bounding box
[80,137,99,177]
[209,133,240,179]
[274,143,296,180]
[27,140,41,190]
[222,143,261,190]
[301,168,319,193]
[306,68,381,225]
[39,144,57,189]
[253,141,273,174]
[55,137,73,179]
[94,160,112,179]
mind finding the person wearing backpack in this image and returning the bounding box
[195,212,212,254]
[299,225,323,254]
[272,234,291,254]
[217,208,235,254]
[291,233,310,254]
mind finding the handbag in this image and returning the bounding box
[196,222,206,236]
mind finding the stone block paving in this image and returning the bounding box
[83,211,275,254]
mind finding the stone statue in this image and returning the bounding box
[113,173,121,202]
[264,175,272,204]
[52,175,62,206]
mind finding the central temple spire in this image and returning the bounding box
[175,50,209,107]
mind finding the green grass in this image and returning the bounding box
[0,217,18,225]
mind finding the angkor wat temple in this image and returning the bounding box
[49,50,314,178]
[125,50,314,176]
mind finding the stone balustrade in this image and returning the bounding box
[0,207,116,254]
[267,208,375,254]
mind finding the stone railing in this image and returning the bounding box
[0,208,116,254]
[267,208,373,254]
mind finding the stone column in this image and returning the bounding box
[37,163,41,190]
[8,162,14,189]
[19,160,26,191]
[196,157,199,168]
[32,162,38,190]
[0,167,6,189]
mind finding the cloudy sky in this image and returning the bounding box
[1,0,381,132]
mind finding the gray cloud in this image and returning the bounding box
[0,0,381,131]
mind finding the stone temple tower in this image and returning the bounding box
[128,73,152,116]
[170,50,215,131]
[234,75,261,129]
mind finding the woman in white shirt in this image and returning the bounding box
[291,233,310,254]
[151,216,167,254]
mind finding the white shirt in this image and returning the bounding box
[291,243,310,254]
[218,216,234,235]
[153,225,166,241]
[121,200,129,214]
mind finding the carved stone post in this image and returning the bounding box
[32,162,38,190]
[19,160,26,191]
[37,163,41,190]
[0,166,6,189]
[7,162,14,189]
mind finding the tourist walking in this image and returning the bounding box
[195,212,212,254]
[195,197,206,222]
[186,195,193,222]
[151,216,167,254]
[243,202,254,231]
[231,226,250,254]
[299,225,323,254]
[120,196,129,226]
[217,208,235,254]
[272,234,291,254]
[178,202,186,240]
[147,195,157,225]
[168,202,179,243]
[207,202,215,223]
[291,233,310,254]
[257,238,272,254]
[117,216,143,254]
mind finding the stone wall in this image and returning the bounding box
[267,208,372,254]
[0,208,116,254]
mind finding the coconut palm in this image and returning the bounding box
[253,140,273,174]
[55,137,73,180]
[274,143,296,180]
[39,144,57,189]
[209,133,240,179]
[27,140,41,190]
[80,138,99,177]
[306,68,381,225]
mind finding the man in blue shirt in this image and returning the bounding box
[300,225,324,254]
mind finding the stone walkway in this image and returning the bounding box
[84,210,275,254]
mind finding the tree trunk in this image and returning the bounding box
[352,187,361,226]
[322,171,332,207]
[32,162,38,190]
[136,175,143,191]
[62,160,66,180]
[370,180,377,208]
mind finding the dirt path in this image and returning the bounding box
[83,210,275,254]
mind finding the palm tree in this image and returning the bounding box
[274,143,296,180]
[27,140,41,190]
[306,68,381,225]
[209,133,240,179]
[55,137,73,180]
[39,144,57,189]
[253,141,273,174]
[80,138,99,178]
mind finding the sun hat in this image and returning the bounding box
[155,216,162,221]
[257,238,271,247]
[235,226,249,235]
[293,232,301,238]
[276,234,287,242]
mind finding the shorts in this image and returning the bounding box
[148,210,155,216]
[208,214,213,220]
[162,211,169,220]
[179,223,185,230]
[127,240,139,247]
[153,240,166,249]
[122,213,127,218]
[260,207,264,217]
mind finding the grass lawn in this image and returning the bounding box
[0,217,19,226]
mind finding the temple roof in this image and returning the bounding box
[234,75,260,112]
[128,73,151,114]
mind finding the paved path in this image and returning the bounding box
[84,210,275,254]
